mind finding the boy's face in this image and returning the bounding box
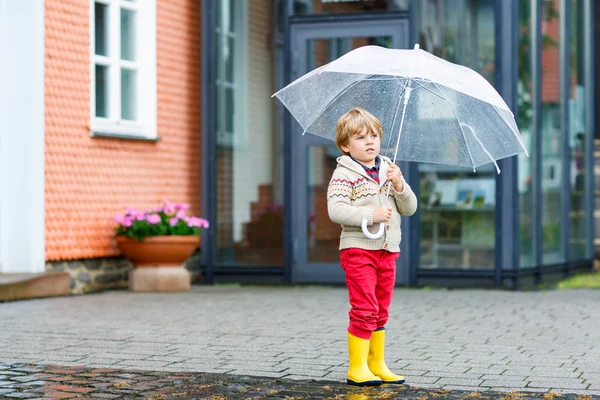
[341,127,380,167]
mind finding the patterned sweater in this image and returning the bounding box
[327,155,418,252]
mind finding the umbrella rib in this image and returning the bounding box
[492,105,529,156]
[411,79,447,101]
[383,79,408,158]
[432,82,478,171]
[301,74,373,134]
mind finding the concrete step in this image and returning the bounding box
[0,272,70,302]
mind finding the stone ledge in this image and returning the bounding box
[129,267,191,292]
[46,253,202,295]
[0,272,70,302]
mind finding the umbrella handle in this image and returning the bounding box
[361,219,385,239]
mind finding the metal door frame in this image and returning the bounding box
[288,19,412,284]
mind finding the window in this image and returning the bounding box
[216,1,247,148]
[91,0,156,139]
[416,0,497,270]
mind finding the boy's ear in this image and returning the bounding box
[340,144,350,154]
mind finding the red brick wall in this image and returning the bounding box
[541,0,560,103]
[45,0,201,261]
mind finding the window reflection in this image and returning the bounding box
[307,146,342,262]
[291,0,409,15]
[517,0,535,267]
[568,0,588,260]
[215,0,285,266]
[416,0,496,270]
[540,0,563,263]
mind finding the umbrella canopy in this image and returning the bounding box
[273,45,528,173]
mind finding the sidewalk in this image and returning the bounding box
[0,286,599,398]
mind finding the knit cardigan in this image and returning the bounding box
[326,155,418,252]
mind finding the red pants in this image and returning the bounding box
[340,248,399,340]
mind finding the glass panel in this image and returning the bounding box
[291,0,409,15]
[307,146,342,262]
[420,165,496,269]
[568,0,587,260]
[541,0,563,264]
[518,0,535,267]
[301,35,394,263]
[94,2,109,56]
[217,0,235,34]
[121,68,137,120]
[417,0,495,84]
[215,0,284,266]
[120,8,136,61]
[95,65,109,118]
[226,36,235,82]
[416,0,496,269]
[225,87,234,134]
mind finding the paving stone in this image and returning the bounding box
[527,379,588,390]
[482,379,529,388]
[436,377,484,387]
[1,287,600,397]
[443,386,488,391]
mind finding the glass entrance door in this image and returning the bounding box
[289,19,411,283]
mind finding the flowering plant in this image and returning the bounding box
[113,200,209,241]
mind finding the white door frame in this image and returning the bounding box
[0,0,45,273]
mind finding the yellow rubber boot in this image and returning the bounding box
[367,329,405,384]
[347,332,382,386]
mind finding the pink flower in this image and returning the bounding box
[162,200,176,215]
[125,206,138,215]
[176,210,186,219]
[174,203,190,211]
[135,214,146,221]
[169,217,179,227]
[121,217,133,227]
[186,217,209,229]
[146,214,161,224]
[113,215,125,224]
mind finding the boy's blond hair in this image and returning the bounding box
[335,108,382,155]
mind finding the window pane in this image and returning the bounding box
[568,0,587,260]
[416,0,496,270]
[541,0,563,263]
[420,167,496,269]
[307,145,342,262]
[94,2,109,56]
[214,0,284,267]
[226,36,234,83]
[95,65,109,118]
[225,87,234,134]
[291,0,409,15]
[217,0,234,33]
[518,0,535,267]
[121,68,137,120]
[227,0,235,33]
[120,8,136,61]
[301,36,391,263]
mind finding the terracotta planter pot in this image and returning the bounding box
[115,235,201,267]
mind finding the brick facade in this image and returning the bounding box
[44,0,201,262]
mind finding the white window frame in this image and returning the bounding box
[215,0,248,148]
[89,0,157,139]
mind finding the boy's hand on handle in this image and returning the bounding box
[387,164,404,192]
[373,206,393,223]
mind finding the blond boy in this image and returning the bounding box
[327,108,418,386]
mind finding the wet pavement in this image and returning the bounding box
[1,287,600,398]
[1,362,598,399]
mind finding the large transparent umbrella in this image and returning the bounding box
[273,44,528,239]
